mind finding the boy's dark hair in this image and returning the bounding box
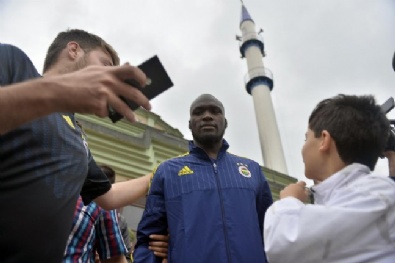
[309,94,389,170]
[43,29,120,72]
[100,165,116,184]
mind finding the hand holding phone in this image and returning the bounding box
[109,55,174,123]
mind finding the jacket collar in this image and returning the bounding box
[311,163,370,205]
[188,139,230,160]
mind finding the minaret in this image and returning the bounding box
[237,3,288,174]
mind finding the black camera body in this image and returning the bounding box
[381,97,395,152]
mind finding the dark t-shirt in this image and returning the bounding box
[0,44,111,262]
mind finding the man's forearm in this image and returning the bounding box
[0,78,64,134]
[1,64,153,135]
[95,174,151,210]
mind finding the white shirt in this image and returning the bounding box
[264,163,395,263]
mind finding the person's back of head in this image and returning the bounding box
[100,165,116,184]
[43,29,120,73]
[309,94,389,171]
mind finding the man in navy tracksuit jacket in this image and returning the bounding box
[134,94,273,263]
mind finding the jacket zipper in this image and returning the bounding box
[213,162,232,263]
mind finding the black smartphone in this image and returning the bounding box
[109,55,174,123]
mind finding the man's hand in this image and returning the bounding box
[0,63,152,134]
[280,181,309,202]
[53,63,151,123]
[148,234,169,259]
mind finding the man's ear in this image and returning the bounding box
[188,120,191,130]
[319,130,332,152]
[66,41,81,60]
[225,118,228,129]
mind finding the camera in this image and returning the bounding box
[381,97,395,152]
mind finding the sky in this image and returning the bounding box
[1,0,395,183]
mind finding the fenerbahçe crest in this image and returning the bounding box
[237,163,251,178]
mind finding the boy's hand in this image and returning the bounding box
[280,181,309,203]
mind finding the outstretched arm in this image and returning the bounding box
[82,160,168,260]
[94,173,151,210]
[0,64,151,135]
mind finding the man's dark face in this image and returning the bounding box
[189,98,226,147]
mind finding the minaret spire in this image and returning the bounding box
[237,3,288,174]
[240,3,254,26]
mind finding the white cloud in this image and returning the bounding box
[1,0,394,182]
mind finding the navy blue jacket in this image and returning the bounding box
[134,140,273,263]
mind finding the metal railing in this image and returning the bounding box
[244,66,273,84]
[239,32,264,47]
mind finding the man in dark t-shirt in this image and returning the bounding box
[0,43,112,262]
[0,30,157,262]
[0,43,91,261]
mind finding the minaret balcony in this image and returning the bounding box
[244,66,273,94]
[240,33,264,58]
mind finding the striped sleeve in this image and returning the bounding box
[95,209,127,260]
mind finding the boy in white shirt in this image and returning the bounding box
[264,94,395,263]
